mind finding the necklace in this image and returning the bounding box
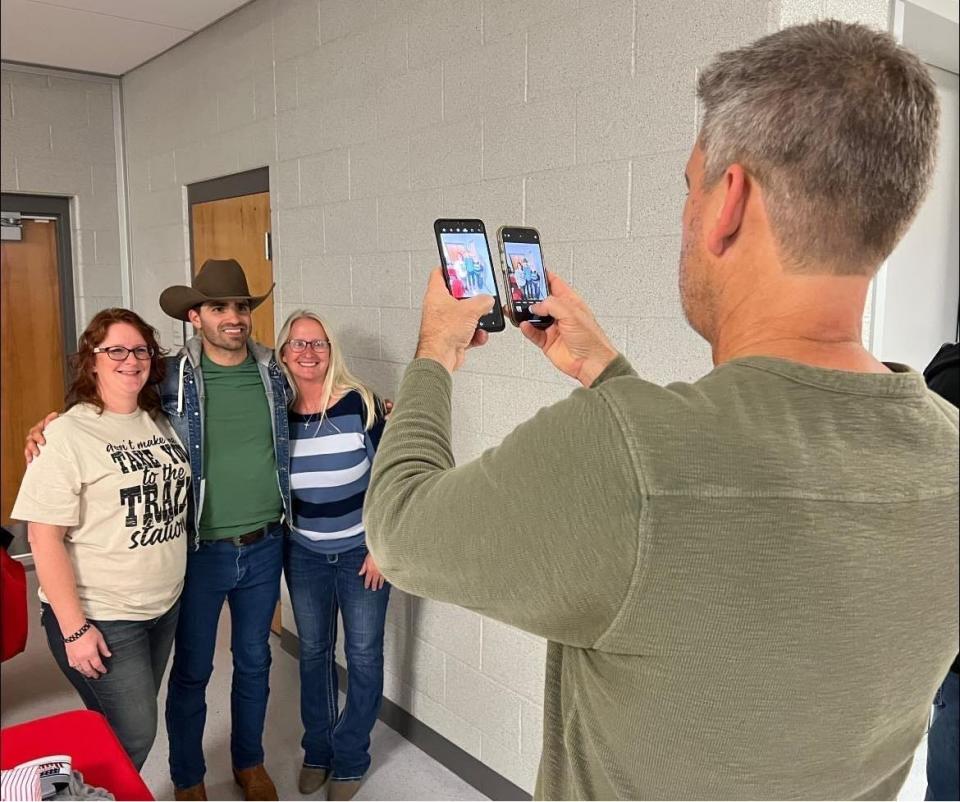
[299,406,324,436]
[298,390,341,436]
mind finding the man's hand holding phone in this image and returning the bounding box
[416,269,493,373]
[520,274,618,387]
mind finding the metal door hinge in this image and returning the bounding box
[264,231,273,261]
[1,212,22,241]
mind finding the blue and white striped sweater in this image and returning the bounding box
[288,391,384,554]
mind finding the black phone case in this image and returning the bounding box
[434,219,506,333]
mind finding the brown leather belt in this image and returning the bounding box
[228,522,281,547]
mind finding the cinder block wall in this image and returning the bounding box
[0,68,124,334]
[119,0,889,792]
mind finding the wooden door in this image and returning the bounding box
[191,192,275,346]
[1,220,67,524]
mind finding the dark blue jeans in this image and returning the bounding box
[41,600,179,770]
[284,540,390,780]
[165,524,283,789]
[926,670,959,801]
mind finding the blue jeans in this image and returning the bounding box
[926,670,959,801]
[284,540,390,780]
[41,600,179,770]
[165,524,283,789]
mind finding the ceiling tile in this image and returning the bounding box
[0,0,252,74]
[19,0,252,32]
[2,0,188,74]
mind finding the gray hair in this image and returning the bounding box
[697,19,940,275]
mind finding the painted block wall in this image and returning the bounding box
[118,0,890,792]
[1,67,125,335]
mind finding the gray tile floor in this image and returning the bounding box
[1,568,934,801]
[1,569,486,801]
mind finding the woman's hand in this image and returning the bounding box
[29,523,109,679]
[65,624,112,679]
[359,552,387,591]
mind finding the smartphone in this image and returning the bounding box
[496,226,553,329]
[434,219,506,332]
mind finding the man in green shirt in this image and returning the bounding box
[365,20,959,800]
[158,260,289,802]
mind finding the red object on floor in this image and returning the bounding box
[1,547,28,662]
[0,710,154,801]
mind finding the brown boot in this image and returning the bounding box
[233,764,279,801]
[173,783,207,801]
[327,779,362,801]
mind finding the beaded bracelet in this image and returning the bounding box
[63,622,91,643]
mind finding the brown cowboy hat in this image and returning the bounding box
[159,258,275,321]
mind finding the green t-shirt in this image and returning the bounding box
[199,351,282,540]
[366,355,959,801]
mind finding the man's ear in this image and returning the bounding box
[186,308,201,331]
[705,164,748,257]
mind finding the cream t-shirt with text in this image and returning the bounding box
[12,403,191,620]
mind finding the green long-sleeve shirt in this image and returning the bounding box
[364,353,959,800]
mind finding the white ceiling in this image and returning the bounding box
[0,0,252,76]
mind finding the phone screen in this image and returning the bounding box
[438,228,498,298]
[499,227,552,328]
[503,241,547,305]
[434,219,505,331]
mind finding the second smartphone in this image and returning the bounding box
[497,226,553,329]
[434,219,506,332]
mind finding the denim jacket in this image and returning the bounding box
[158,336,291,549]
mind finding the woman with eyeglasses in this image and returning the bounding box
[275,310,389,802]
[11,308,191,769]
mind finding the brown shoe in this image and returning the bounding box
[233,764,279,801]
[327,779,362,801]
[299,764,330,794]
[173,783,207,801]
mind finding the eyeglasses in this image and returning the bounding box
[285,339,330,353]
[93,346,154,361]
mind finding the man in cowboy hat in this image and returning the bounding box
[156,258,288,802]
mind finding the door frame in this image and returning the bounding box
[187,167,271,275]
[185,167,272,346]
[1,193,78,380]
[868,1,960,354]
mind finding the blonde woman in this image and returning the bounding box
[275,310,389,802]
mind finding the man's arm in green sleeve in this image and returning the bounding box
[592,352,637,385]
[364,356,641,648]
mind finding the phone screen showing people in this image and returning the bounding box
[434,219,505,332]
[499,227,553,329]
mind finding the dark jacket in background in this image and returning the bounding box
[924,341,960,675]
